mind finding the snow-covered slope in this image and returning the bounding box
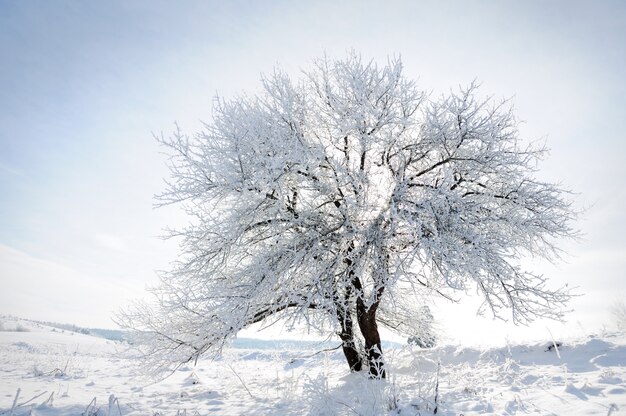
[0,316,624,415]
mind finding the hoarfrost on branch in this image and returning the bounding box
[119,53,577,378]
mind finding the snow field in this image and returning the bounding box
[1,317,625,415]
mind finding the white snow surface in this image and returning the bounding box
[1,317,625,415]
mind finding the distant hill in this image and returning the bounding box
[4,315,402,350]
[23,318,131,342]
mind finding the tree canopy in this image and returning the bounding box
[120,53,576,379]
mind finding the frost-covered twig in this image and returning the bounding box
[17,390,48,408]
[8,388,19,416]
[226,363,255,400]
[108,394,122,416]
[41,392,54,407]
[298,343,342,359]
[433,361,440,414]
[1,389,53,416]
[546,327,561,359]
[83,397,98,416]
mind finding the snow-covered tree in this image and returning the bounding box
[119,53,576,379]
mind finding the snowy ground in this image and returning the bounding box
[0,316,624,415]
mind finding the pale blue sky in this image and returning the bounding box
[1,1,625,344]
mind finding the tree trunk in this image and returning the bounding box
[339,242,364,372]
[350,257,386,379]
[336,281,363,371]
[356,305,386,378]
[338,308,363,372]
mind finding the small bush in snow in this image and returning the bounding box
[15,323,30,332]
[611,300,626,332]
